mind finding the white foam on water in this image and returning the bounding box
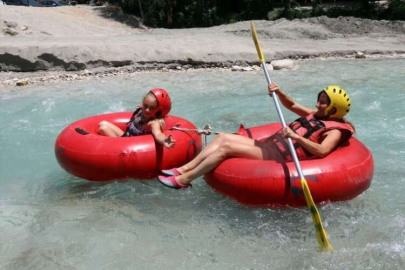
[104,101,127,114]
[42,98,56,113]
[365,100,381,111]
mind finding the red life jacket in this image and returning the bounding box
[268,114,354,161]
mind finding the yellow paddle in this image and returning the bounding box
[250,21,333,251]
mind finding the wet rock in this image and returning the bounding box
[271,59,294,70]
[355,52,366,59]
[231,65,253,72]
[16,79,29,86]
[266,64,274,70]
[167,63,180,70]
[222,61,233,68]
[110,60,132,67]
[234,60,249,67]
[179,58,204,66]
[155,63,167,70]
[231,65,243,71]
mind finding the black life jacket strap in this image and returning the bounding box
[127,107,142,124]
[289,117,325,156]
[289,117,325,139]
[269,117,326,159]
[266,132,291,159]
[123,108,144,137]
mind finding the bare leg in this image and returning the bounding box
[178,133,256,173]
[176,139,264,185]
[98,121,124,137]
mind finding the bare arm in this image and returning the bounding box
[150,121,176,149]
[283,127,342,158]
[268,83,315,117]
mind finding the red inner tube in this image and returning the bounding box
[55,112,202,181]
[205,123,374,207]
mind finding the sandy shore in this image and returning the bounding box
[1,5,405,87]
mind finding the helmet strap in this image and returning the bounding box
[154,110,162,118]
[326,107,337,119]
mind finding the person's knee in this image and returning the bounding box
[216,132,225,140]
[98,122,109,133]
[217,141,232,158]
[99,120,109,127]
[211,133,224,145]
[216,132,231,143]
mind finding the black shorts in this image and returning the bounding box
[254,139,284,161]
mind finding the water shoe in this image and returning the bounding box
[160,168,182,177]
[158,175,190,189]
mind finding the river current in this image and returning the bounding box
[1,58,404,269]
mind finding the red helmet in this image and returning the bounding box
[149,88,171,118]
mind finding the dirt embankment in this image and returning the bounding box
[1,5,405,73]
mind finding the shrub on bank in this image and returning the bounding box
[106,0,405,28]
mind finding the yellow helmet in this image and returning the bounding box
[320,85,351,119]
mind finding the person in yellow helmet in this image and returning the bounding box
[260,83,355,162]
[158,82,355,189]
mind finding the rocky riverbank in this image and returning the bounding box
[1,5,405,87]
[2,52,405,88]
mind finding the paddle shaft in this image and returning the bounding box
[261,63,305,180]
[251,21,333,250]
[261,59,333,251]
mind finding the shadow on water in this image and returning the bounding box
[40,169,324,242]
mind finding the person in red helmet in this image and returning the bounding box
[98,88,175,149]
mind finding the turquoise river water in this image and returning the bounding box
[1,58,404,269]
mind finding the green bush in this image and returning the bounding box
[108,0,405,28]
[267,8,283,20]
[386,0,405,20]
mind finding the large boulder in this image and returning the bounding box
[270,59,294,70]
